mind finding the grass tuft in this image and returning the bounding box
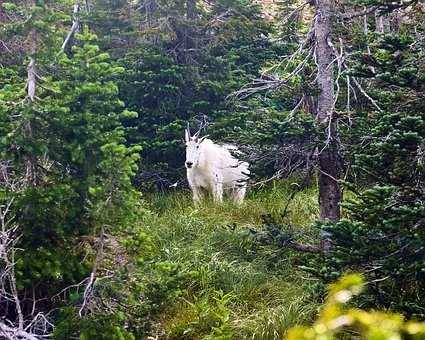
[140,181,321,338]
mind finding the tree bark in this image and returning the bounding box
[143,0,158,43]
[184,0,197,62]
[0,0,7,23]
[374,10,391,33]
[145,0,158,28]
[25,3,38,185]
[314,0,341,223]
[186,0,197,20]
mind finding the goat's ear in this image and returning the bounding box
[199,135,209,144]
[185,128,190,142]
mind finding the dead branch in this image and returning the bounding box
[352,77,383,112]
[230,74,288,100]
[230,16,317,100]
[248,225,323,254]
[339,5,379,20]
[339,0,418,20]
[231,46,313,100]
[280,1,309,26]
[62,1,80,50]
[287,241,323,253]
[78,227,111,317]
[328,36,383,112]
[249,169,285,188]
[0,322,41,340]
[0,199,53,339]
[289,94,307,118]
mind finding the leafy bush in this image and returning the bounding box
[288,274,425,340]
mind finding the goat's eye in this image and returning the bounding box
[196,146,199,149]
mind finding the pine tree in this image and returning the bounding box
[0,1,141,329]
[314,10,425,317]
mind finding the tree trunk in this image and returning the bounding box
[0,0,7,23]
[184,0,197,62]
[25,2,38,185]
[146,0,158,27]
[374,10,390,33]
[144,0,158,43]
[62,1,80,51]
[186,0,197,20]
[315,0,341,223]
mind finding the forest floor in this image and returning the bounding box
[137,182,322,339]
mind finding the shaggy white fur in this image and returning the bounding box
[185,129,249,204]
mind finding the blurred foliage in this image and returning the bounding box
[288,274,425,340]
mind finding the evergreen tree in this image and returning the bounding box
[0,1,141,330]
[314,13,425,317]
[111,0,277,188]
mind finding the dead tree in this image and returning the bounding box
[314,0,341,223]
[25,1,38,185]
[62,1,81,51]
[232,0,343,226]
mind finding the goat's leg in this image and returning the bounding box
[212,176,223,203]
[192,187,204,204]
[233,185,246,204]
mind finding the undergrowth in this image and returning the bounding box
[130,181,321,339]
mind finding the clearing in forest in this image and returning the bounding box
[139,183,321,339]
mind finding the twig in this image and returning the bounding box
[289,94,306,118]
[78,227,106,317]
[352,78,383,112]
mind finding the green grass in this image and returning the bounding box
[138,181,321,339]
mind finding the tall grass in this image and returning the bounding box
[140,181,321,339]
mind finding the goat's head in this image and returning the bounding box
[184,127,207,169]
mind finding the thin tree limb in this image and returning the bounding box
[62,2,80,50]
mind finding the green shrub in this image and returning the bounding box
[288,274,425,340]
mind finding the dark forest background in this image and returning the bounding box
[1,0,425,338]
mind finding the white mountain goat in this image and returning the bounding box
[185,128,249,204]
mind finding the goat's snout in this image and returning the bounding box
[186,161,193,168]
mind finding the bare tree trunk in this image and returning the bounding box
[84,0,90,12]
[389,9,401,32]
[184,0,197,63]
[27,56,36,101]
[375,11,385,33]
[25,3,37,185]
[0,200,53,338]
[187,0,197,20]
[315,0,341,224]
[144,0,158,43]
[146,0,158,27]
[27,21,37,101]
[62,1,80,50]
[363,11,376,74]
[374,10,390,33]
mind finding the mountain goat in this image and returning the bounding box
[185,128,249,204]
